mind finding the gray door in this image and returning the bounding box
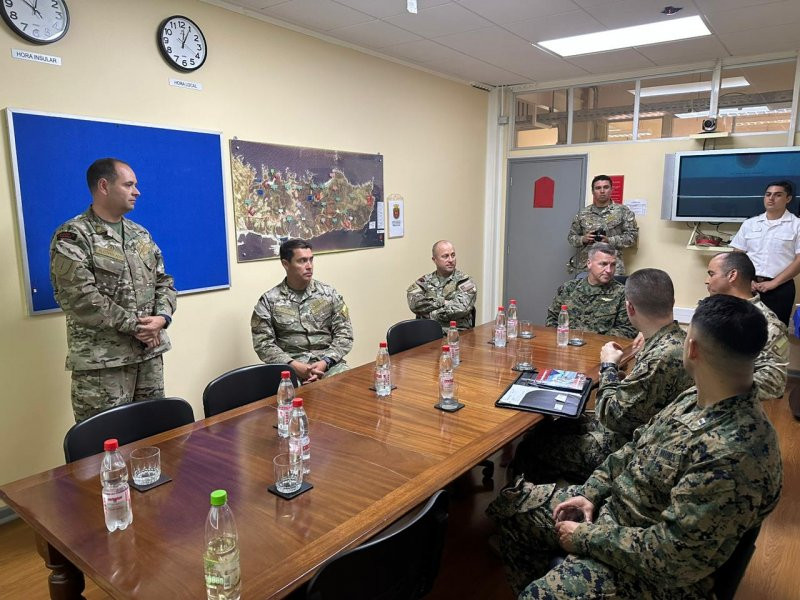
[503,155,587,324]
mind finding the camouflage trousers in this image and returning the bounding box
[325,361,349,378]
[70,356,164,422]
[487,480,682,599]
[511,416,620,485]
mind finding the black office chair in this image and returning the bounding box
[386,319,443,356]
[712,524,761,600]
[304,490,449,600]
[546,524,761,600]
[63,397,194,462]
[202,363,298,418]
[613,275,628,285]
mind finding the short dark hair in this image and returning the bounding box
[718,252,755,284]
[280,238,312,262]
[587,242,616,260]
[86,158,128,191]
[625,268,674,318]
[764,180,794,197]
[691,295,767,363]
[591,175,612,189]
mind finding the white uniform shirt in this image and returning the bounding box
[730,211,800,278]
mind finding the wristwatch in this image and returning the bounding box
[600,362,618,373]
[159,314,172,328]
[322,357,336,370]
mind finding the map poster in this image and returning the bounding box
[230,139,384,262]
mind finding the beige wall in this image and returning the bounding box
[0,0,487,489]
[507,132,800,309]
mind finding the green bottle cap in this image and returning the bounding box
[210,489,227,506]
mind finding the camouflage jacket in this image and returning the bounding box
[251,278,353,366]
[567,203,638,274]
[592,322,692,455]
[574,386,782,594]
[750,294,789,400]
[406,269,477,330]
[545,278,636,338]
[49,208,176,371]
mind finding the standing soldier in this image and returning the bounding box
[251,238,353,383]
[407,240,477,332]
[50,158,176,422]
[567,175,638,274]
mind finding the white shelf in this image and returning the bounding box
[686,223,734,252]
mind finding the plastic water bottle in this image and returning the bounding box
[289,397,310,474]
[557,304,569,347]
[204,489,241,600]
[507,299,518,339]
[447,321,460,367]
[374,341,392,397]
[439,344,455,406]
[100,438,133,532]
[276,370,295,438]
[494,306,507,348]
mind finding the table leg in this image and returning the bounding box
[35,533,86,600]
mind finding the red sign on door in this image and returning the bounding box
[533,176,554,208]
[610,175,624,204]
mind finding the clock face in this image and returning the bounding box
[1,0,69,44]
[158,15,207,73]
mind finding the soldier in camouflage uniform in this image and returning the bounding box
[546,243,636,338]
[251,238,353,383]
[50,158,177,422]
[705,252,789,400]
[489,295,782,599]
[567,175,638,274]
[407,240,477,331]
[515,269,693,484]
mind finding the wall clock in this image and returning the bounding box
[1,0,69,44]
[157,15,207,72]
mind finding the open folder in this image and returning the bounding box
[495,370,592,418]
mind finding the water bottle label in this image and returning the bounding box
[102,489,129,509]
[450,343,460,365]
[495,326,507,346]
[301,435,310,460]
[375,369,391,388]
[439,372,454,395]
[277,405,291,429]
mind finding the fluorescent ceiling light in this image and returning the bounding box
[673,106,783,119]
[630,77,749,97]
[537,16,711,57]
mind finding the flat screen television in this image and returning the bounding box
[663,147,800,222]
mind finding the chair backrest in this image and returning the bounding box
[712,525,761,600]
[386,319,443,356]
[305,489,449,600]
[63,397,194,462]
[202,363,298,418]
[613,274,628,285]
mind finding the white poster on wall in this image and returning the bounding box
[387,194,404,238]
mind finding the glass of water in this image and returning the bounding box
[130,446,161,486]
[273,453,303,494]
[519,320,534,339]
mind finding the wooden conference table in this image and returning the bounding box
[1,322,622,599]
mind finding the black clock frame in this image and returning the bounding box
[156,14,207,73]
[0,0,70,45]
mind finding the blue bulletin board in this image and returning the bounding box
[6,109,230,314]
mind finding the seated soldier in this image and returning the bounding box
[407,240,477,331]
[251,239,353,383]
[488,295,782,599]
[705,251,788,400]
[513,268,693,484]
[545,242,636,338]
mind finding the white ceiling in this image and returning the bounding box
[211,0,800,86]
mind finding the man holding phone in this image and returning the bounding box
[567,175,638,274]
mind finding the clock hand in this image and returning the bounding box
[22,0,37,14]
[31,0,42,18]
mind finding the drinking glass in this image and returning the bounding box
[514,345,534,371]
[130,446,161,486]
[273,453,303,494]
[519,320,534,339]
